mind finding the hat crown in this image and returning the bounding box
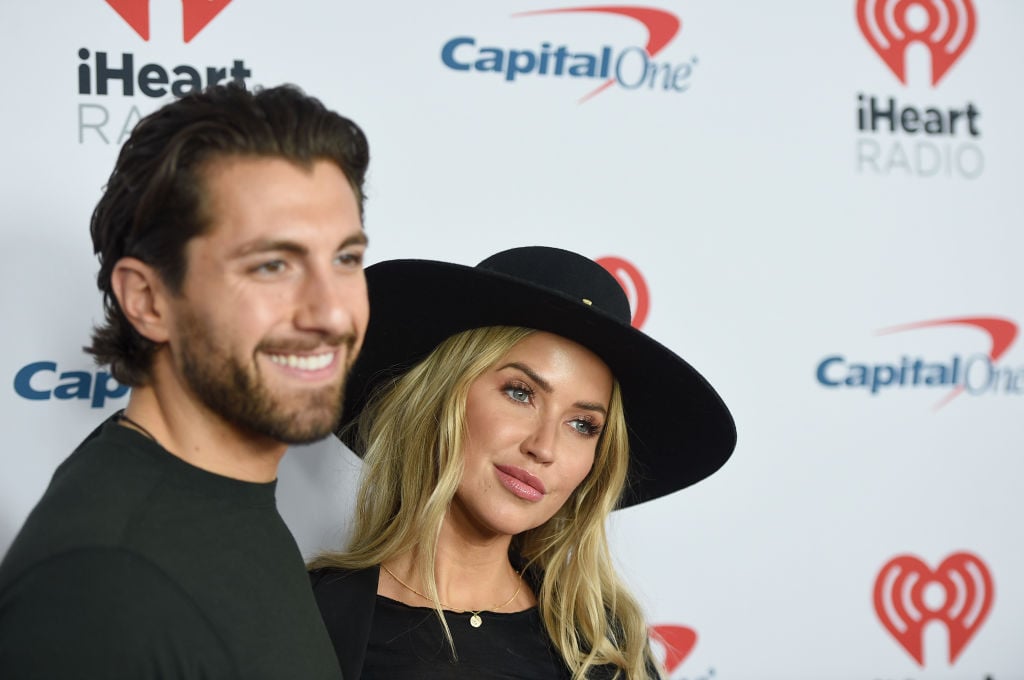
[476,246,631,324]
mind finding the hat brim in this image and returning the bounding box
[339,259,736,507]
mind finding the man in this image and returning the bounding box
[0,84,369,678]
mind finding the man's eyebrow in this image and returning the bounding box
[498,362,608,416]
[230,240,308,258]
[230,231,368,258]
[342,232,369,249]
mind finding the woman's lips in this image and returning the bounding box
[495,464,546,502]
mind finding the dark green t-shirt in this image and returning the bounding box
[0,418,342,679]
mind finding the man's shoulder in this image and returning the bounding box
[0,545,235,677]
[0,545,213,617]
[0,420,174,586]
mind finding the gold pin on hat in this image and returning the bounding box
[582,298,593,306]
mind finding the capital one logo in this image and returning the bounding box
[440,6,695,104]
[514,7,682,102]
[876,316,1017,409]
[649,624,697,675]
[105,0,233,42]
[874,552,993,666]
[856,0,976,86]
[815,316,1023,409]
[597,256,650,329]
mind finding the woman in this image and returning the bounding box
[309,246,735,679]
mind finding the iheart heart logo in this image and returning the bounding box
[105,0,234,42]
[597,256,650,330]
[856,0,976,86]
[873,552,993,666]
[649,624,697,674]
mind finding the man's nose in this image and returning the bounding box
[295,266,367,340]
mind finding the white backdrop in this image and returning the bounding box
[2,1,1021,678]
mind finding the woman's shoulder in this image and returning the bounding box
[308,563,379,592]
[307,564,381,680]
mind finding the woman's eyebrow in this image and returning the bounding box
[574,401,607,416]
[499,362,608,416]
[499,362,551,392]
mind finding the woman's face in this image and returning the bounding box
[451,331,613,540]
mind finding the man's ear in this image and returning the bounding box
[110,257,172,344]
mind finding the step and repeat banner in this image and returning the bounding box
[2,1,1021,678]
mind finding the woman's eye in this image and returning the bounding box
[569,419,601,436]
[504,385,532,403]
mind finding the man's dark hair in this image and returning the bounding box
[85,83,370,386]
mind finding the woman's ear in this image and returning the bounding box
[110,257,172,344]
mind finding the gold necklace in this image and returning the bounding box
[381,563,522,629]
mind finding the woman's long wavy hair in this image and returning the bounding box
[310,326,660,679]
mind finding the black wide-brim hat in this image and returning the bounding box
[339,246,736,507]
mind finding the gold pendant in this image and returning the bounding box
[470,613,482,628]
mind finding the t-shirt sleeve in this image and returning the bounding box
[0,547,237,679]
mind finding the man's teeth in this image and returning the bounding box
[267,352,334,370]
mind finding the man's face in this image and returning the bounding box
[166,156,368,444]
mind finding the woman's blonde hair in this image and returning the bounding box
[310,326,660,679]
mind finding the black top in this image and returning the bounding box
[311,566,645,680]
[0,417,342,679]
[363,595,570,680]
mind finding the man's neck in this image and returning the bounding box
[121,384,286,483]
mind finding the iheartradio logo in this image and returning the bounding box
[648,624,697,675]
[105,0,234,42]
[856,0,976,86]
[597,256,650,329]
[874,552,994,666]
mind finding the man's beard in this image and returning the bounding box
[176,310,355,445]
